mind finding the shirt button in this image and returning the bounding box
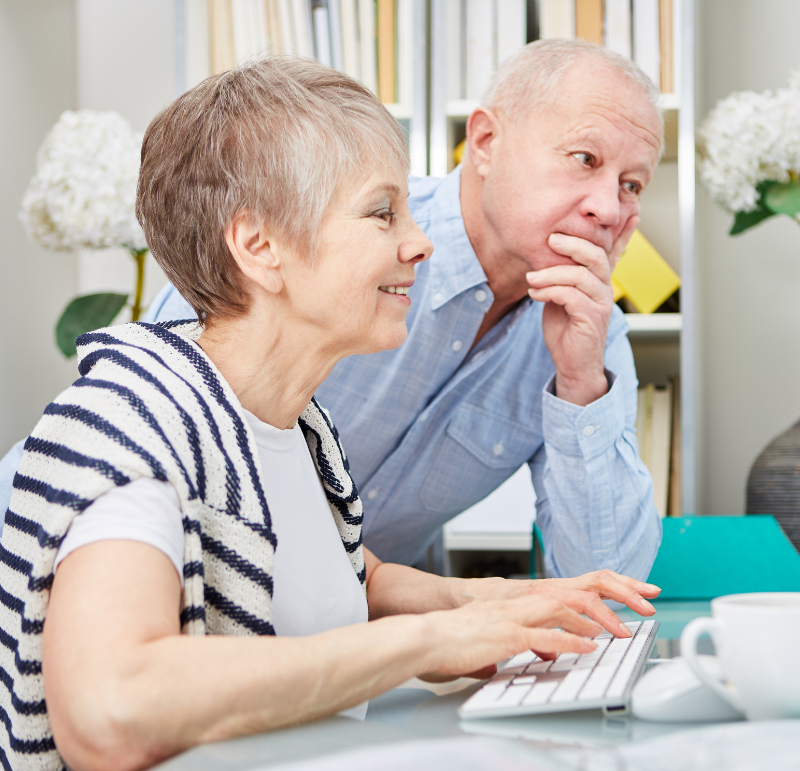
[493,442,504,456]
[452,340,463,352]
[582,425,596,436]
[475,289,487,303]
[433,292,443,304]
[418,412,428,422]
[367,488,379,500]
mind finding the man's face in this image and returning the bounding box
[479,61,662,275]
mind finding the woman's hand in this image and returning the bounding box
[453,570,661,639]
[417,595,601,680]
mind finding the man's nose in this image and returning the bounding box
[580,174,621,228]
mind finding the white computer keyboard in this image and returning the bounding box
[459,620,659,719]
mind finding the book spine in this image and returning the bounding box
[209,0,237,73]
[604,0,632,58]
[496,0,526,69]
[632,0,660,88]
[328,0,344,70]
[339,0,361,78]
[377,0,396,102]
[575,0,603,45]
[445,0,463,101]
[290,0,314,57]
[312,1,333,66]
[358,0,378,94]
[659,0,674,93]
[539,0,575,39]
[186,0,211,88]
[465,0,494,101]
[276,0,296,52]
[396,0,413,106]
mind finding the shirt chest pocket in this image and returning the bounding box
[420,403,540,514]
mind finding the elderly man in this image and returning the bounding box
[0,39,662,581]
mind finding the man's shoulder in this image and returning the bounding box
[408,175,447,221]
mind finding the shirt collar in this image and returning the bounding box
[426,166,490,310]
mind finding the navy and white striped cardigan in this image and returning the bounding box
[0,320,366,771]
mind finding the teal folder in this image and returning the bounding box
[646,515,800,600]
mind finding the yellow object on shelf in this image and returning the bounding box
[612,230,681,314]
[453,139,466,167]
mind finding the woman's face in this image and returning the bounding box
[284,168,433,357]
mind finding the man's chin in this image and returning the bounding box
[528,252,581,271]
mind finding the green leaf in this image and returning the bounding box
[730,207,776,235]
[56,292,129,358]
[763,179,800,217]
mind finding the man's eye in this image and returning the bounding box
[572,152,593,166]
[622,181,641,195]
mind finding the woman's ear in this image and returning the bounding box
[225,213,284,295]
[465,107,502,179]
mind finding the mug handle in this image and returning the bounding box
[680,617,746,713]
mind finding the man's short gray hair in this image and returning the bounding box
[137,56,409,320]
[484,38,663,130]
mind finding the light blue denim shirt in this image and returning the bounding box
[0,168,661,577]
[139,167,661,578]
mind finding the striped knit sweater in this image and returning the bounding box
[0,320,366,771]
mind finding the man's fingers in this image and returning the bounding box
[527,285,593,315]
[527,265,611,305]
[609,215,640,270]
[547,233,611,282]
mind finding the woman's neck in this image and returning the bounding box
[197,304,340,430]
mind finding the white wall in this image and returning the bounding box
[75,0,176,317]
[697,0,800,514]
[0,0,78,455]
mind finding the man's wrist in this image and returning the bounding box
[554,370,609,407]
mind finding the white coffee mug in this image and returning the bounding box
[680,593,800,720]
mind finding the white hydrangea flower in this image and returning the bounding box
[698,72,800,214]
[19,110,146,251]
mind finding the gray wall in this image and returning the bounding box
[0,0,78,456]
[697,0,800,514]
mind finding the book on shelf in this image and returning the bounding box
[201,0,419,107]
[442,0,527,104]
[636,380,678,519]
[612,229,681,314]
[538,0,674,93]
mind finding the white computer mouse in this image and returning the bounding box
[631,656,744,723]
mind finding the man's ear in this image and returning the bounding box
[225,213,284,295]
[465,107,502,179]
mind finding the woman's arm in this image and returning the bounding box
[43,540,600,771]
[364,548,661,637]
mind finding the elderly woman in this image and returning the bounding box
[0,58,658,771]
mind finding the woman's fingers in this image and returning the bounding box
[585,570,661,616]
[523,628,597,656]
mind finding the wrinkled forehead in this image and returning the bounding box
[523,68,663,168]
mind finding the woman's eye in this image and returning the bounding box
[572,152,593,166]
[374,210,396,223]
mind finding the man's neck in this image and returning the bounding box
[460,161,530,350]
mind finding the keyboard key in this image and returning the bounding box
[499,665,528,677]
[550,653,581,672]
[550,668,592,703]
[461,682,509,713]
[522,680,560,706]
[503,650,538,669]
[495,684,533,707]
[606,621,655,698]
[525,660,553,674]
[512,675,538,686]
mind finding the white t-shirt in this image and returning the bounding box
[55,409,369,719]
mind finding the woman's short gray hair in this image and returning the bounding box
[484,38,663,130]
[137,56,409,320]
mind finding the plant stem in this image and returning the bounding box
[129,248,148,322]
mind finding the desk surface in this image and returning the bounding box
[155,601,718,771]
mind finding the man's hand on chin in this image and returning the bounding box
[526,216,640,407]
